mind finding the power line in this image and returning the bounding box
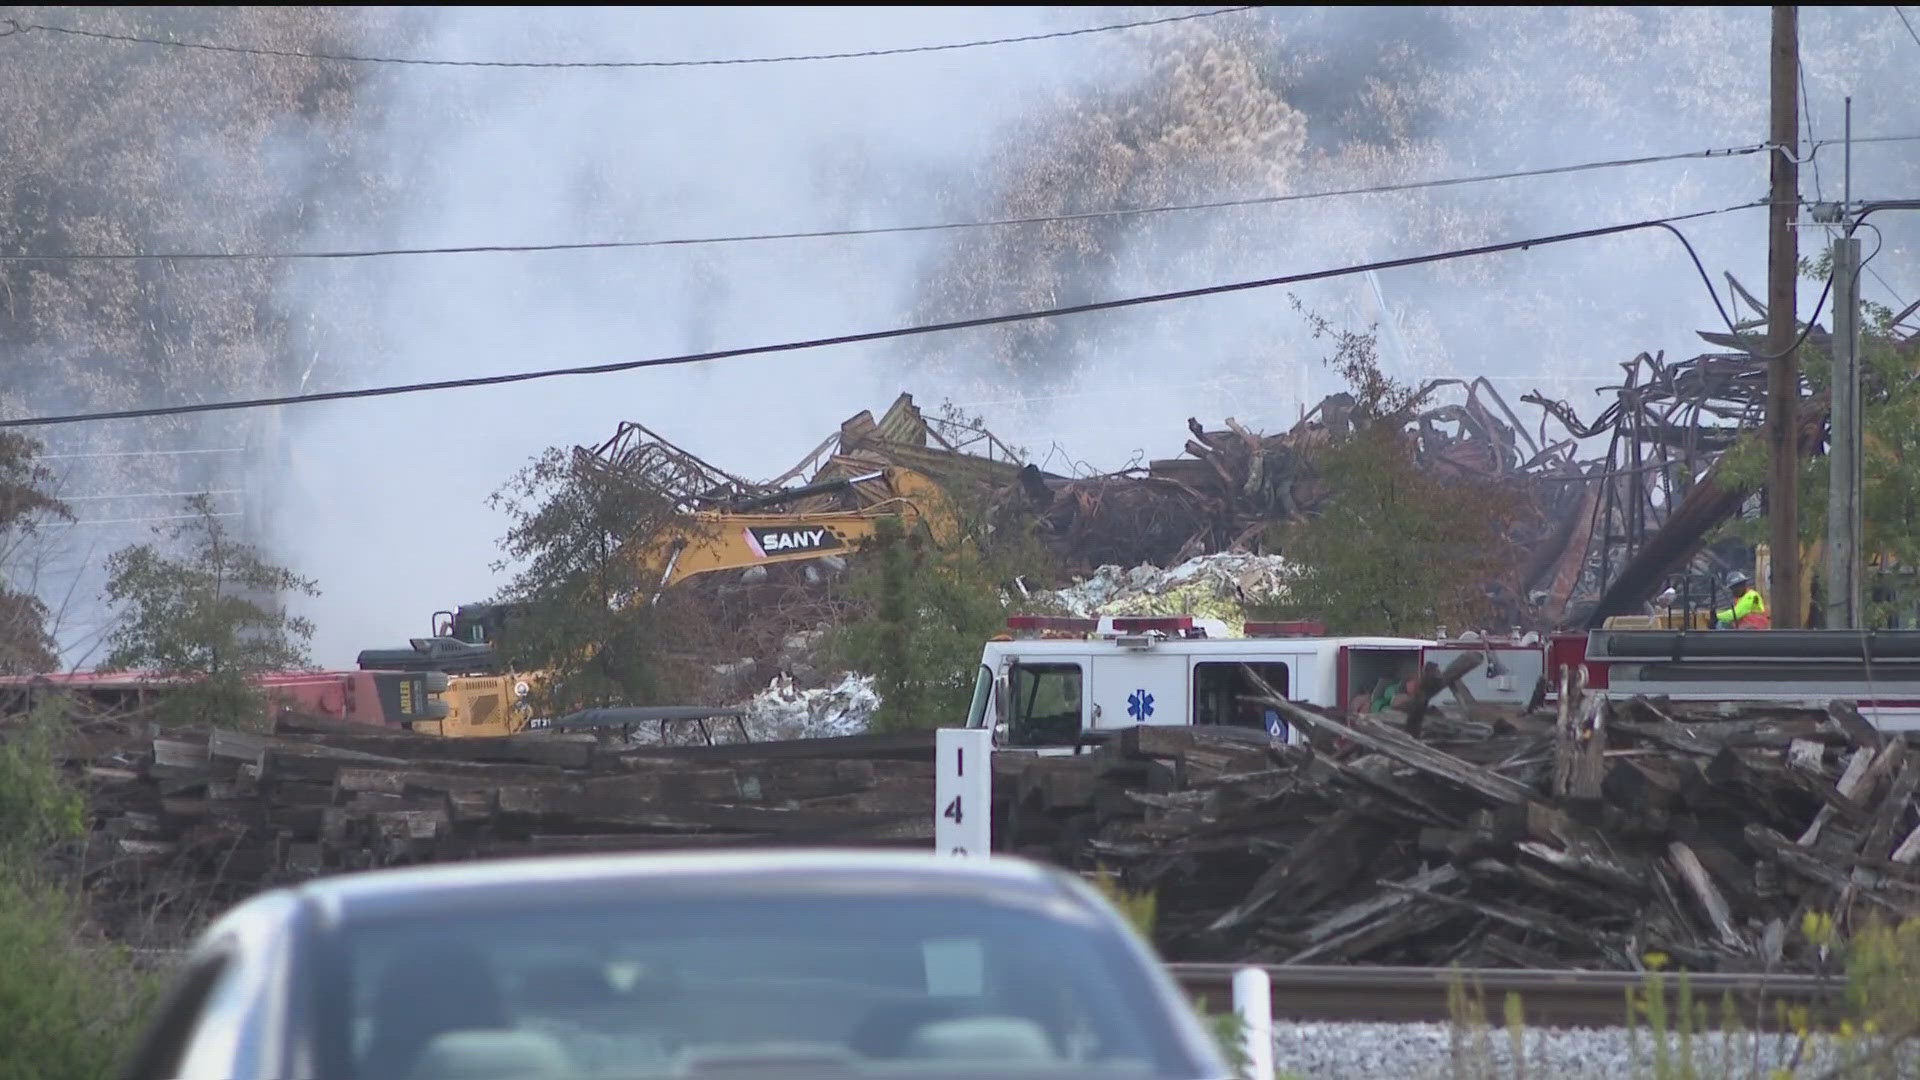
[0,8,1256,68]
[37,447,245,460]
[1866,263,1910,311]
[1814,132,1920,147]
[60,512,242,527]
[1799,59,1825,204]
[1796,132,1920,166]
[1896,7,1920,50]
[0,202,1763,431]
[61,489,244,502]
[0,143,1775,262]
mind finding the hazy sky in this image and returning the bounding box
[22,7,1912,667]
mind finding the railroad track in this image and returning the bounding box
[99,948,1848,1031]
[1168,964,1849,1030]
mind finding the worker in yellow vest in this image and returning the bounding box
[1715,572,1771,629]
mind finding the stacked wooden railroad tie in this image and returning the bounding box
[59,715,936,945]
[45,673,1920,972]
[997,672,1920,973]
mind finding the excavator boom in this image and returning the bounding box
[647,465,959,592]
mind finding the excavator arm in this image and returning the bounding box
[644,465,960,594]
[651,510,899,590]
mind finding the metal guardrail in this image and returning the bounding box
[1168,964,1849,1030]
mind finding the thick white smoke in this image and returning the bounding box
[275,7,1130,664]
[265,7,1918,666]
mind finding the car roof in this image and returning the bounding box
[282,849,1086,927]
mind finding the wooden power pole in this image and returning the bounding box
[1766,5,1801,626]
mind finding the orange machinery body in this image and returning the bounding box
[0,668,448,730]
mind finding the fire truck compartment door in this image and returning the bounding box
[1422,645,1545,704]
[1341,646,1424,711]
[1090,653,1188,728]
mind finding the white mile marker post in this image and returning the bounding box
[1232,966,1274,1080]
[935,729,992,858]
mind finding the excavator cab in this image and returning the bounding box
[359,604,521,676]
[434,603,522,646]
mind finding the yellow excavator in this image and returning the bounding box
[358,465,959,737]
[647,464,958,592]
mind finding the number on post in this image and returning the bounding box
[936,729,990,859]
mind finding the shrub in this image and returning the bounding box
[0,702,158,1079]
[0,874,159,1080]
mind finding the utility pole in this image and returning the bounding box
[1825,231,1862,628]
[1766,5,1801,626]
[1826,95,1863,629]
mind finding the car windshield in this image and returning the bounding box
[324,887,1205,1080]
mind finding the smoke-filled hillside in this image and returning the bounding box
[0,6,1914,665]
[0,6,419,661]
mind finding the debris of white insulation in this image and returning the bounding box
[737,671,879,741]
[1031,552,1297,633]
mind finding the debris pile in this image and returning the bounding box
[46,668,1920,973]
[734,672,879,741]
[1034,553,1296,630]
[997,378,1595,612]
[56,713,933,948]
[597,350,1819,695]
[1004,671,1920,972]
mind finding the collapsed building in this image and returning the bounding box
[598,347,1797,653]
[388,299,1919,719]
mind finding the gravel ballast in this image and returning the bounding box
[1269,1020,1916,1079]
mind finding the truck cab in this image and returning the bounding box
[963,616,1433,748]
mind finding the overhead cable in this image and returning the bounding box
[0,201,1764,430]
[0,8,1255,68]
[1896,6,1920,50]
[0,143,1775,262]
[1814,132,1920,147]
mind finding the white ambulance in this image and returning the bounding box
[961,615,1440,747]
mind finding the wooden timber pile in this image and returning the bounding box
[53,714,934,946]
[45,671,1920,973]
[1006,673,1920,973]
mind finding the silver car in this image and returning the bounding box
[119,849,1228,1079]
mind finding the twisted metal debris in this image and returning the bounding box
[577,317,1877,633]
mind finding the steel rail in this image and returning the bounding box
[1168,963,1848,1030]
[85,950,1851,1031]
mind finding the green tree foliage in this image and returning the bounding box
[833,489,1059,733]
[0,434,152,1079]
[0,433,71,674]
[0,701,157,1080]
[1714,268,1920,626]
[833,518,997,732]
[487,446,687,715]
[102,494,319,727]
[1256,315,1528,636]
[0,875,152,1080]
[0,705,87,863]
[1266,433,1523,636]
